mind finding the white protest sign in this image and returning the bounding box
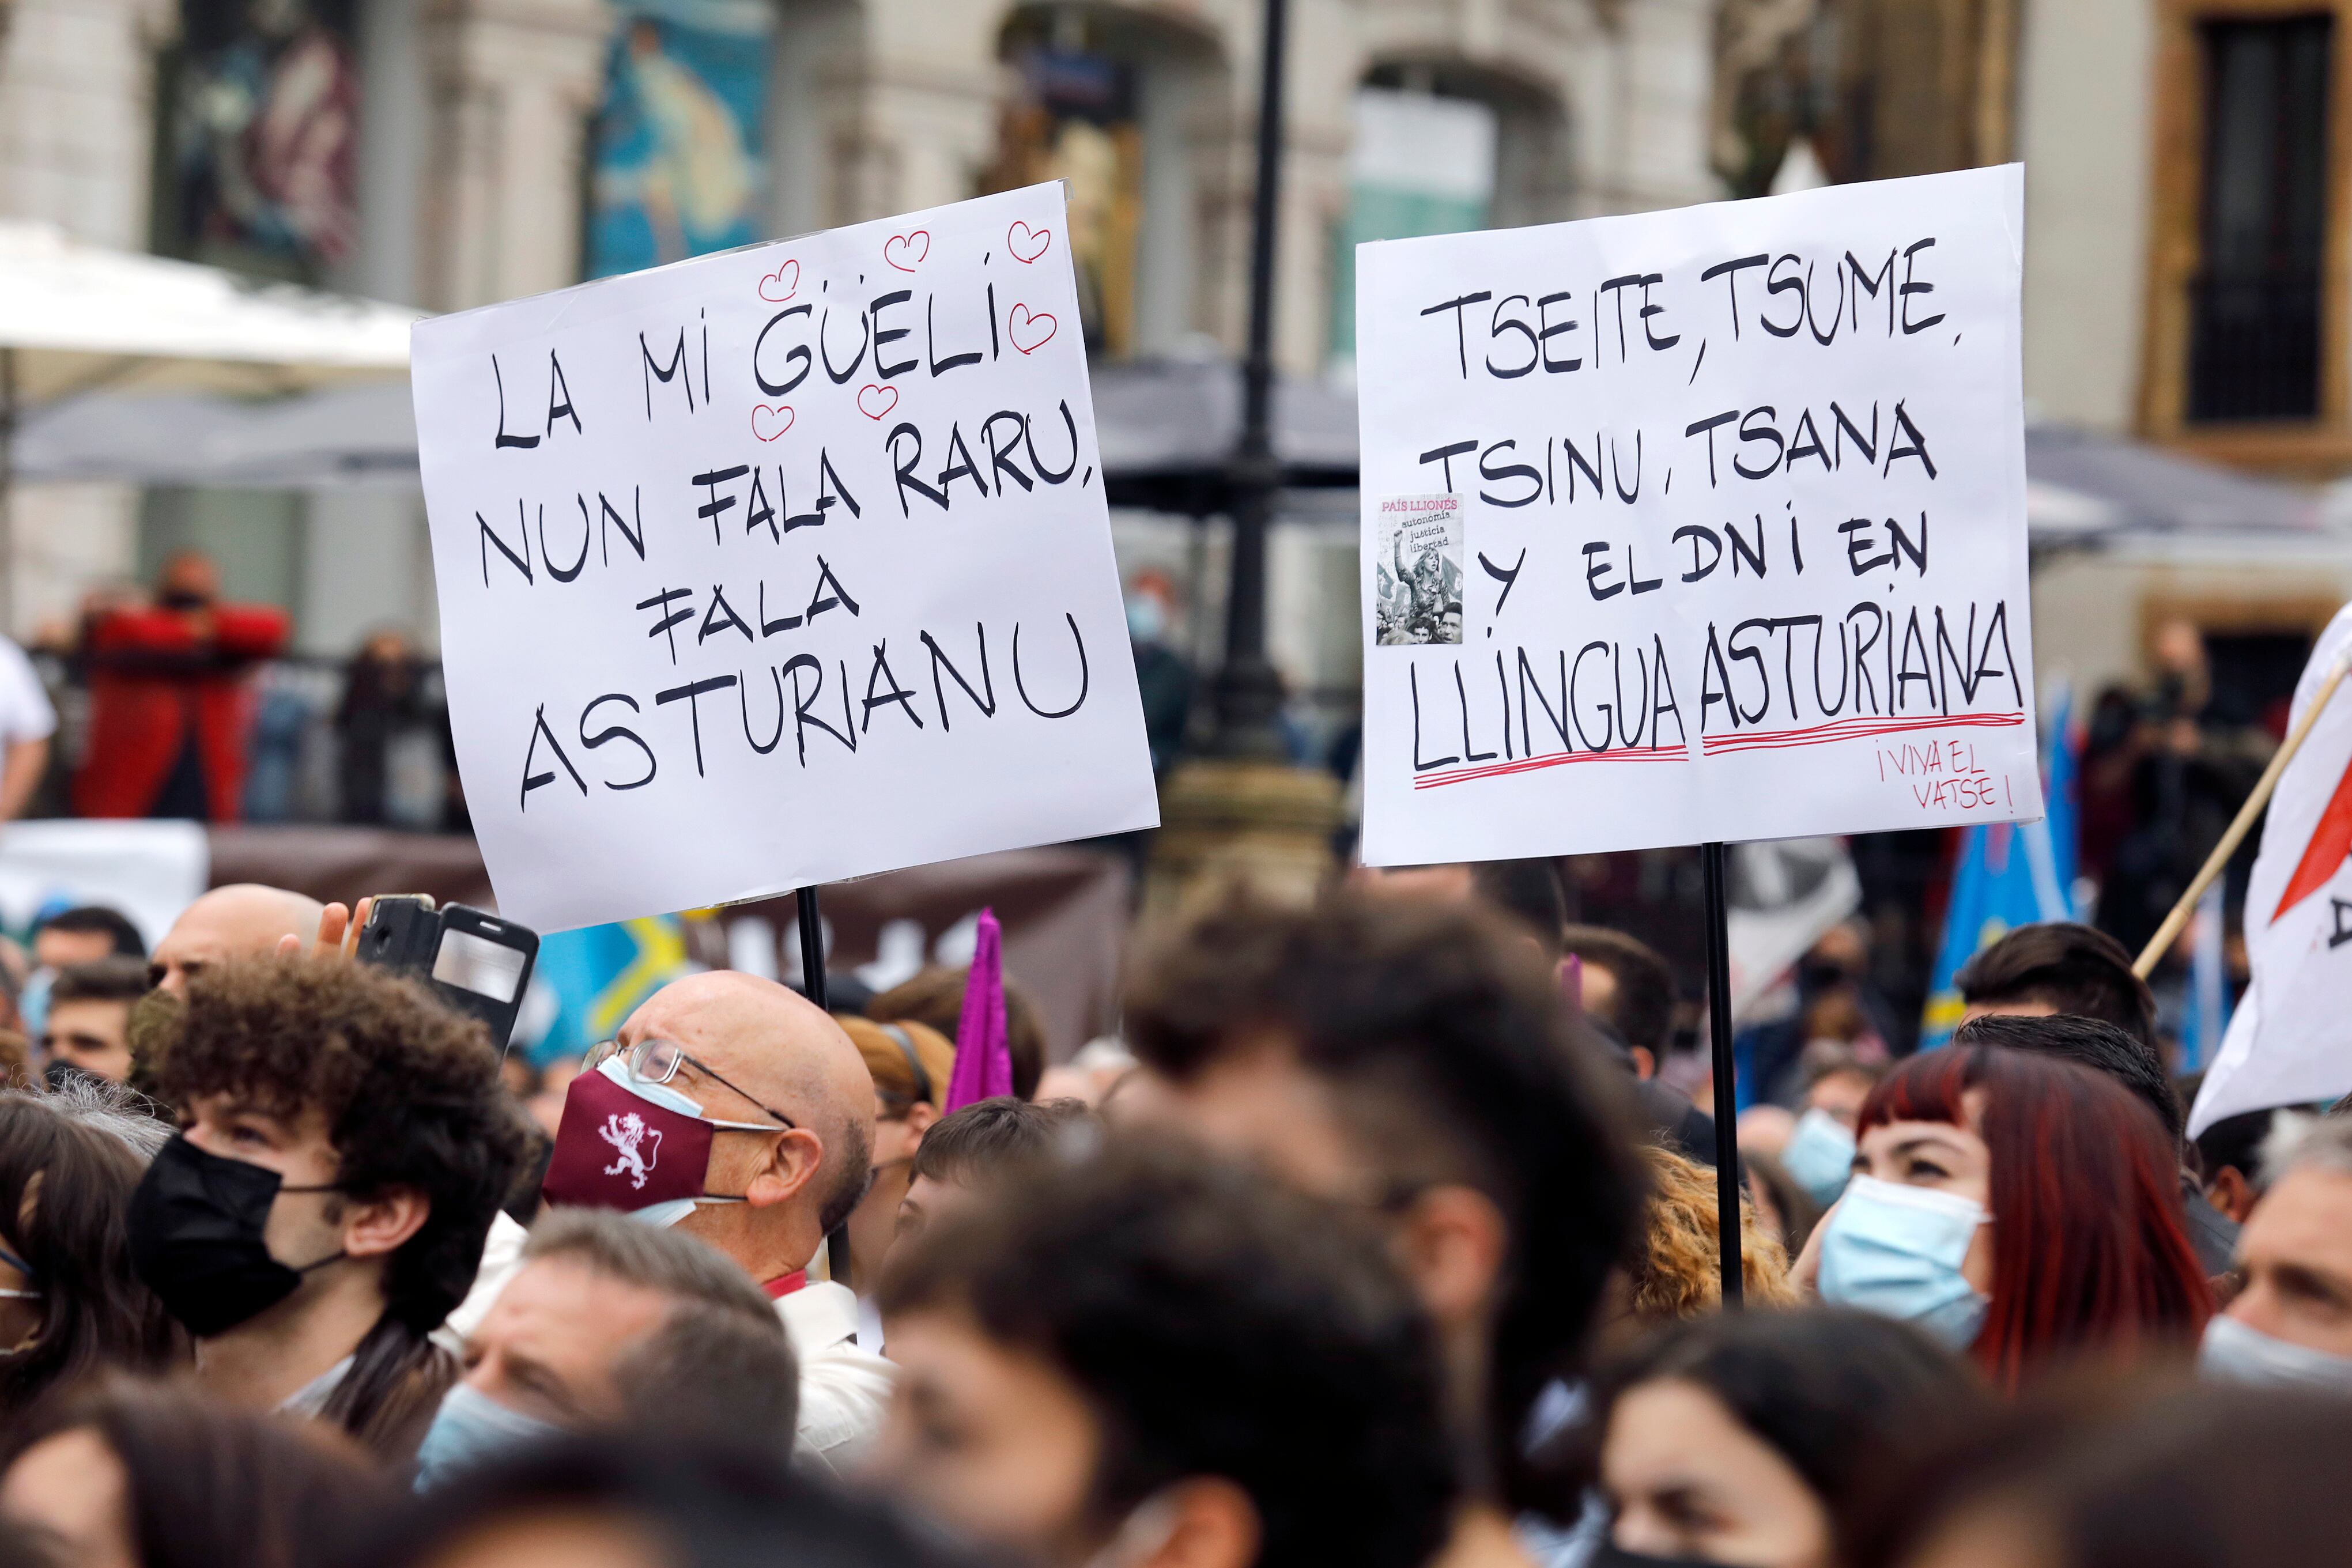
[1355,165,2038,864]
[413,185,1158,932]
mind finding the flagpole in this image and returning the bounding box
[2133,650,2352,980]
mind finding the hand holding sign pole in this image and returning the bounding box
[1354,165,2035,1302]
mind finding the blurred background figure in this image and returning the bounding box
[1124,567,1195,778]
[0,1089,181,1422]
[0,1378,387,1568]
[1605,1144,1797,1351]
[890,1097,1093,1261]
[867,966,1048,1102]
[334,629,429,828]
[70,551,289,823]
[835,1015,956,1317]
[39,958,149,1087]
[1592,1308,1985,1568]
[0,625,55,826]
[874,1140,1458,1568]
[2198,1115,2352,1391]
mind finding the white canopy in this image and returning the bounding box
[0,221,414,405]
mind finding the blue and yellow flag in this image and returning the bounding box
[523,915,697,1064]
[1920,690,2079,1048]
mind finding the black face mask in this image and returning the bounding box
[1587,1541,1724,1568]
[43,1060,99,1094]
[126,1135,347,1338]
[157,589,212,612]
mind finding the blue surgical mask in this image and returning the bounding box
[1124,595,1168,645]
[1781,1108,1858,1208]
[413,1381,562,1491]
[2200,1313,2352,1393]
[1817,1174,1989,1348]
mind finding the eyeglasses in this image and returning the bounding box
[584,1038,798,1130]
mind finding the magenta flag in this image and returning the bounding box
[943,908,1012,1110]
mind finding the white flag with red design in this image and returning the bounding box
[2189,601,2352,1136]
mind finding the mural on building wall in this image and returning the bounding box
[588,0,772,279]
[985,48,1143,357]
[164,0,361,278]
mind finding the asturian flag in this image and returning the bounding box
[2189,603,2352,1137]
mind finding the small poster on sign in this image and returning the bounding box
[1353,165,2038,866]
[412,184,1159,932]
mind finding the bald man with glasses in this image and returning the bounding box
[542,970,889,1472]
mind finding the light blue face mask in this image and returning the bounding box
[2200,1312,2352,1393]
[18,969,51,1038]
[1781,1108,1859,1208]
[591,1059,753,1230]
[1817,1174,1990,1348]
[413,1381,562,1490]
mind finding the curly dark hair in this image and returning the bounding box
[1123,890,1648,1521]
[881,1138,1458,1568]
[157,957,525,1456]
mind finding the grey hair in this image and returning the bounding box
[2264,1110,2352,1185]
[522,1207,782,1328]
[35,1076,172,1161]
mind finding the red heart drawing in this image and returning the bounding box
[752,404,795,441]
[1007,221,1051,263]
[757,259,799,303]
[883,231,930,272]
[856,384,900,420]
[1007,304,1058,355]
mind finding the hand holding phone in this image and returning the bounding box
[355,896,539,1051]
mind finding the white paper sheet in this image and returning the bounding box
[1353,165,2039,864]
[413,186,1158,931]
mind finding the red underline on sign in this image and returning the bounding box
[1698,711,2027,757]
[1413,745,1691,790]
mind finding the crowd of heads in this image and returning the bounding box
[0,860,2345,1568]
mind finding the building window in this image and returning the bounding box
[2187,15,2332,422]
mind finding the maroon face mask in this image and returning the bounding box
[541,1060,765,1217]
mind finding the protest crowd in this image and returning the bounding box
[0,855,2336,1568]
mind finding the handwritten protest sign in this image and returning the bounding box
[413,186,1158,931]
[1354,165,2037,866]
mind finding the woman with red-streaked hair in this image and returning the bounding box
[1798,1042,2210,1389]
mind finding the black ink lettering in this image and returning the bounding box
[1421,292,1494,377]
[921,625,996,730]
[581,693,655,789]
[1012,614,1090,719]
[754,305,814,396]
[520,705,585,808]
[1700,255,1769,338]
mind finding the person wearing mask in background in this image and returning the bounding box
[836,1016,955,1317]
[415,1209,797,1488]
[40,957,149,1087]
[538,970,893,1471]
[1592,1307,1985,1568]
[335,628,428,827]
[129,956,523,1461]
[1118,893,1646,1568]
[1743,1049,1882,1219]
[2198,1115,2352,1390]
[0,1380,389,1568]
[893,1096,1093,1256]
[1951,1010,2236,1277]
[23,905,145,1037]
[146,883,325,996]
[0,1089,182,1419]
[875,1139,1458,1568]
[1562,923,1721,1165]
[72,549,289,822]
[869,965,1048,1101]
[1797,1044,2210,1389]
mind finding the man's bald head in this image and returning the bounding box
[618,971,877,1243]
[150,885,326,996]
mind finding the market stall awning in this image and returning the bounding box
[0,221,414,405]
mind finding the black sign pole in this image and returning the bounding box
[1700,841,1744,1307]
[798,885,850,1286]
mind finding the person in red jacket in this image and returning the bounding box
[73,552,288,821]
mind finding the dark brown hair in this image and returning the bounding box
[907,1095,1090,1187]
[868,966,1046,1100]
[157,958,526,1458]
[1954,922,2155,1048]
[1124,891,1646,1519]
[0,1095,183,1418]
[1560,925,1675,1055]
[0,1378,390,1568]
[48,957,154,1008]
